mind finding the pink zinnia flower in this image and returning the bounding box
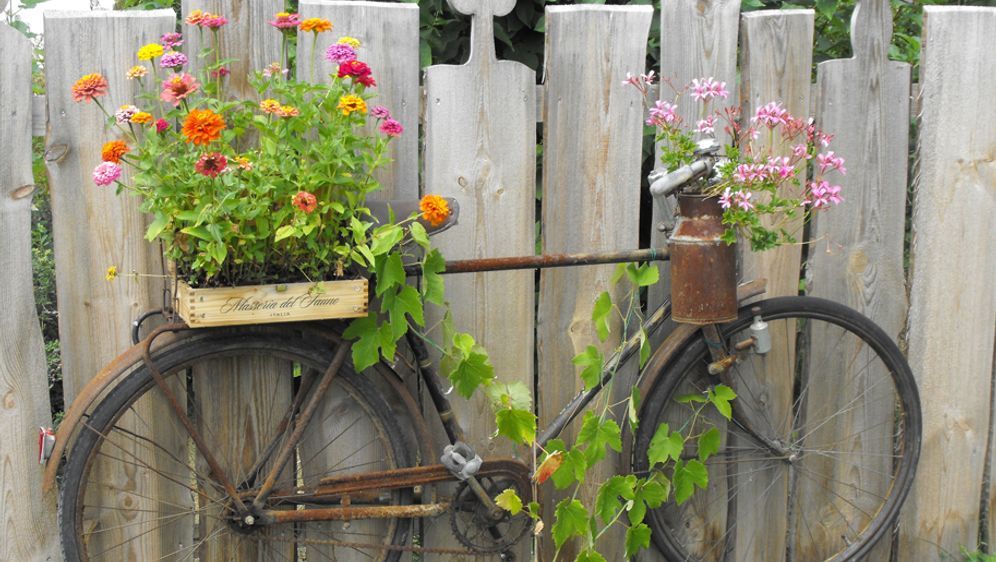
[155,118,170,134]
[160,51,188,70]
[752,101,789,128]
[202,15,228,29]
[325,43,357,65]
[647,100,678,127]
[370,105,391,119]
[93,162,122,186]
[379,118,403,137]
[160,73,200,106]
[269,12,300,29]
[195,152,227,178]
[161,32,183,49]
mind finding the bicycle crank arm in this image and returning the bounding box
[257,502,450,525]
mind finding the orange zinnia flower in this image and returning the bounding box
[419,194,450,227]
[299,17,332,33]
[259,99,280,114]
[101,140,130,163]
[71,73,109,103]
[182,109,226,146]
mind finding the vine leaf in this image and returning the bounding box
[625,523,652,558]
[594,474,637,524]
[552,498,589,549]
[495,488,523,515]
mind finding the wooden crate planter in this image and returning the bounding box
[175,279,369,327]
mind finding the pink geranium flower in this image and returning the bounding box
[752,101,789,128]
[647,100,678,127]
[817,151,847,175]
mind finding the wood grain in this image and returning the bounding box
[734,10,813,561]
[297,1,420,202]
[422,0,536,556]
[0,22,61,562]
[897,7,996,559]
[44,11,188,559]
[538,6,652,560]
[181,0,283,98]
[650,0,740,312]
[804,0,911,558]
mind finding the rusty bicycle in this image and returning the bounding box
[47,149,921,562]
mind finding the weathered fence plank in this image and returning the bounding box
[538,6,652,559]
[0,23,62,562]
[650,0,740,312]
[44,11,187,559]
[733,10,814,562]
[802,0,911,558]
[422,0,537,556]
[298,1,419,202]
[898,6,996,559]
[182,0,283,98]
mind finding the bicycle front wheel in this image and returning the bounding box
[633,296,920,562]
[59,327,416,562]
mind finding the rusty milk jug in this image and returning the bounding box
[668,194,738,324]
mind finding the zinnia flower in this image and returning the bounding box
[130,111,153,125]
[137,43,164,61]
[155,118,170,134]
[379,118,403,137]
[114,105,139,124]
[276,105,300,118]
[101,140,129,163]
[160,51,188,70]
[337,36,360,48]
[234,156,252,171]
[93,162,122,186]
[336,94,367,116]
[160,73,200,106]
[325,43,356,65]
[185,9,206,25]
[419,194,450,227]
[259,99,281,114]
[299,17,332,33]
[337,60,374,86]
[71,73,109,103]
[195,152,227,177]
[160,32,183,49]
[292,191,318,213]
[210,66,230,78]
[269,12,300,29]
[201,14,228,29]
[262,62,288,78]
[182,109,226,146]
[126,65,148,80]
[370,105,391,119]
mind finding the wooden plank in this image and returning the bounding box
[44,10,188,560]
[422,0,536,556]
[32,94,47,137]
[297,0,419,202]
[0,23,61,562]
[733,10,814,562]
[177,278,368,327]
[801,1,910,559]
[650,0,740,312]
[181,0,283,98]
[897,6,996,559]
[538,6,652,560]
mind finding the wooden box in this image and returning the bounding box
[175,278,369,328]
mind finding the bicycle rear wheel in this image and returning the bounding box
[59,327,416,562]
[633,296,920,562]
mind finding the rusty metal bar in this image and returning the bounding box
[313,459,528,497]
[404,247,669,276]
[259,502,449,525]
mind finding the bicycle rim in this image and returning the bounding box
[634,296,921,562]
[59,330,415,562]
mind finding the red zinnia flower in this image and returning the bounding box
[337,60,373,85]
[195,152,227,177]
[292,191,318,213]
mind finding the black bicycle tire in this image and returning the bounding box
[59,328,417,562]
[632,296,921,562]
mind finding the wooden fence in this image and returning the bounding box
[0,0,993,560]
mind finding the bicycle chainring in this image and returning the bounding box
[449,476,531,554]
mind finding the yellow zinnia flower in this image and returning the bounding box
[259,99,281,114]
[137,43,164,61]
[130,112,153,125]
[337,36,361,48]
[337,94,367,116]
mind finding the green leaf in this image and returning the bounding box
[625,263,659,287]
[552,498,589,549]
[369,224,404,255]
[638,328,651,368]
[628,386,641,433]
[343,314,381,372]
[375,252,405,297]
[551,448,587,489]
[394,284,425,326]
[274,224,297,242]
[577,412,622,465]
[628,477,668,526]
[421,249,446,305]
[409,221,430,249]
[647,423,683,467]
[571,345,604,388]
[494,488,523,515]
[592,291,612,342]
[698,427,721,462]
[708,384,737,420]
[625,523,652,558]
[145,213,169,241]
[447,349,494,398]
[675,392,708,404]
[495,407,536,445]
[594,475,636,523]
[576,550,607,562]
[674,459,709,505]
[484,382,532,410]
